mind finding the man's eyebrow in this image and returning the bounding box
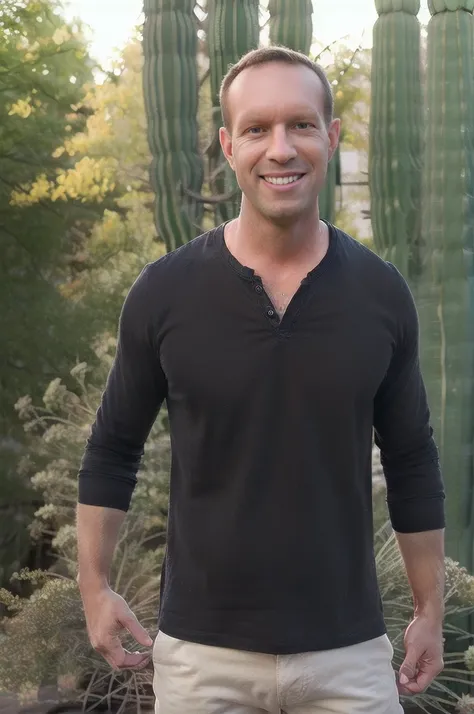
[237,109,324,127]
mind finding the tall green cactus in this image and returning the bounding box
[142,0,204,252]
[268,0,313,53]
[417,0,474,569]
[208,0,259,224]
[369,0,423,279]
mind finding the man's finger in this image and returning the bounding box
[118,651,151,670]
[121,611,153,647]
[398,653,418,686]
[397,660,443,696]
[103,647,151,671]
[405,662,443,695]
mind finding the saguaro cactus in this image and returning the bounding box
[268,0,313,53]
[369,0,423,279]
[142,0,204,251]
[417,0,474,568]
[208,0,259,223]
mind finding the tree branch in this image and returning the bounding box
[337,44,362,81]
[313,35,351,62]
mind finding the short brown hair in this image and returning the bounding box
[219,46,334,130]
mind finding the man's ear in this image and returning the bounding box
[219,126,235,172]
[327,118,341,162]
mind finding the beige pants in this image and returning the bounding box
[152,630,403,714]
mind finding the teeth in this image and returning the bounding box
[264,175,302,185]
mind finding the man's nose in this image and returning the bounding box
[266,127,297,163]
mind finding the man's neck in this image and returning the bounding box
[225,203,326,269]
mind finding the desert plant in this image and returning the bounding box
[0,338,170,709]
[142,0,204,251]
[373,478,474,713]
[369,0,423,278]
[268,0,313,52]
[416,0,474,570]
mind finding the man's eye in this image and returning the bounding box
[247,127,264,134]
[295,122,312,129]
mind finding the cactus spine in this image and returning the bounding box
[208,0,259,224]
[369,0,423,278]
[417,0,474,568]
[142,0,204,251]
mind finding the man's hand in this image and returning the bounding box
[397,613,444,696]
[80,584,154,671]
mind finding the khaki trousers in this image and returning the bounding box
[152,631,404,714]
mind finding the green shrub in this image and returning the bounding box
[373,448,474,712]
[0,337,170,710]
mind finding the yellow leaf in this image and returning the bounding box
[8,98,33,119]
[51,185,67,202]
[52,27,71,46]
[52,146,66,159]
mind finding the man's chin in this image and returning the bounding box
[260,204,306,224]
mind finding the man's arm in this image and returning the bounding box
[76,263,167,669]
[373,264,445,695]
[76,504,155,669]
[76,504,126,593]
[395,530,445,694]
[395,530,445,619]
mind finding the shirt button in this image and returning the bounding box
[267,308,275,318]
[255,284,263,294]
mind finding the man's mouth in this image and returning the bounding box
[261,174,305,186]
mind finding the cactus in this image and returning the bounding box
[319,145,340,225]
[416,0,474,568]
[268,0,313,53]
[142,0,204,251]
[369,0,423,279]
[208,0,259,224]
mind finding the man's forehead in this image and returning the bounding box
[228,63,324,105]
[228,67,325,127]
[231,61,322,88]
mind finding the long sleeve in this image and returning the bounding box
[373,265,445,534]
[78,264,167,512]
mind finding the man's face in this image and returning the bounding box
[219,62,340,225]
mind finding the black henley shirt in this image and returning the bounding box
[78,221,445,655]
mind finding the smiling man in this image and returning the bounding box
[76,48,446,714]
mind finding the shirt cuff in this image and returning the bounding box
[387,495,445,533]
[78,472,135,512]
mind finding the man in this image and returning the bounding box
[76,47,446,714]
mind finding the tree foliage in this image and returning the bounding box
[0,0,98,486]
